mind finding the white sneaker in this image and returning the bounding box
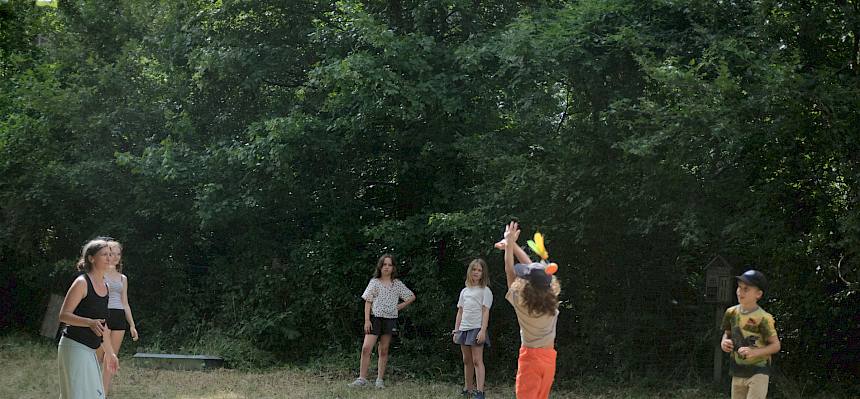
[348,377,368,388]
[375,378,385,389]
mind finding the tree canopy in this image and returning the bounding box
[1,0,858,395]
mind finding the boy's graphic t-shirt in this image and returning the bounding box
[721,305,777,377]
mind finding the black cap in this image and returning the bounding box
[514,263,552,288]
[527,269,551,289]
[735,269,767,292]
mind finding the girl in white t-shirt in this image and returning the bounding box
[452,258,492,399]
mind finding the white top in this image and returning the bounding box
[506,289,558,348]
[457,286,493,331]
[105,273,124,310]
[361,278,415,319]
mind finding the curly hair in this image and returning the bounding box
[511,275,561,317]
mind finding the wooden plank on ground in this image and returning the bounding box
[132,353,225,370]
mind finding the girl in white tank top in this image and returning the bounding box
[96,239,139,397]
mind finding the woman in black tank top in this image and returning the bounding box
[58,239,120,398]
[62,273,108,349]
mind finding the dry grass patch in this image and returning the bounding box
[1,335,725,398]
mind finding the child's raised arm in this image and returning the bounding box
[495,239,532,265]
[504,221,521,289]
[512,243,532,265]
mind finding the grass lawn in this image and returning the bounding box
[0,335,730,399]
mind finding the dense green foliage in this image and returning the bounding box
[1,0,858,395]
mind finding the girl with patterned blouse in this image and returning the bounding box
[349,254,416,389]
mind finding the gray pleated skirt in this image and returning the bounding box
[58,336,105,399]
[454,328,491,347]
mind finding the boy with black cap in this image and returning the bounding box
[720,269,781,399]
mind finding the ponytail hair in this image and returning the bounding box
[76,239,110,272]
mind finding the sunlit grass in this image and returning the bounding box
[0,334,728,398]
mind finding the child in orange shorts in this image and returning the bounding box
[499,221,561,399]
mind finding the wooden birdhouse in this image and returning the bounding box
[704,256,732,304]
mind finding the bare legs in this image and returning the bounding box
[461,343,485,392]
[358,333,392,381]
[102,330,125,396]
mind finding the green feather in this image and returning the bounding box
[527,240,541,256]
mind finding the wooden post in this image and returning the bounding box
[713,305,723,384]
[704,255,732,385]
[40,294,64,339]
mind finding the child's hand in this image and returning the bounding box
[494,239,506,250]
[737,346,757,358]
[476,330,486,345]
[504,221,521,245]
[720,338,734,353]
[130,326,139,341]
[364,320,372,334]
[452,330,459,344]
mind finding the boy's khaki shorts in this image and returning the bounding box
[731,374,769,399]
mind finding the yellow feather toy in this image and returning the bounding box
[527,232,549,260]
